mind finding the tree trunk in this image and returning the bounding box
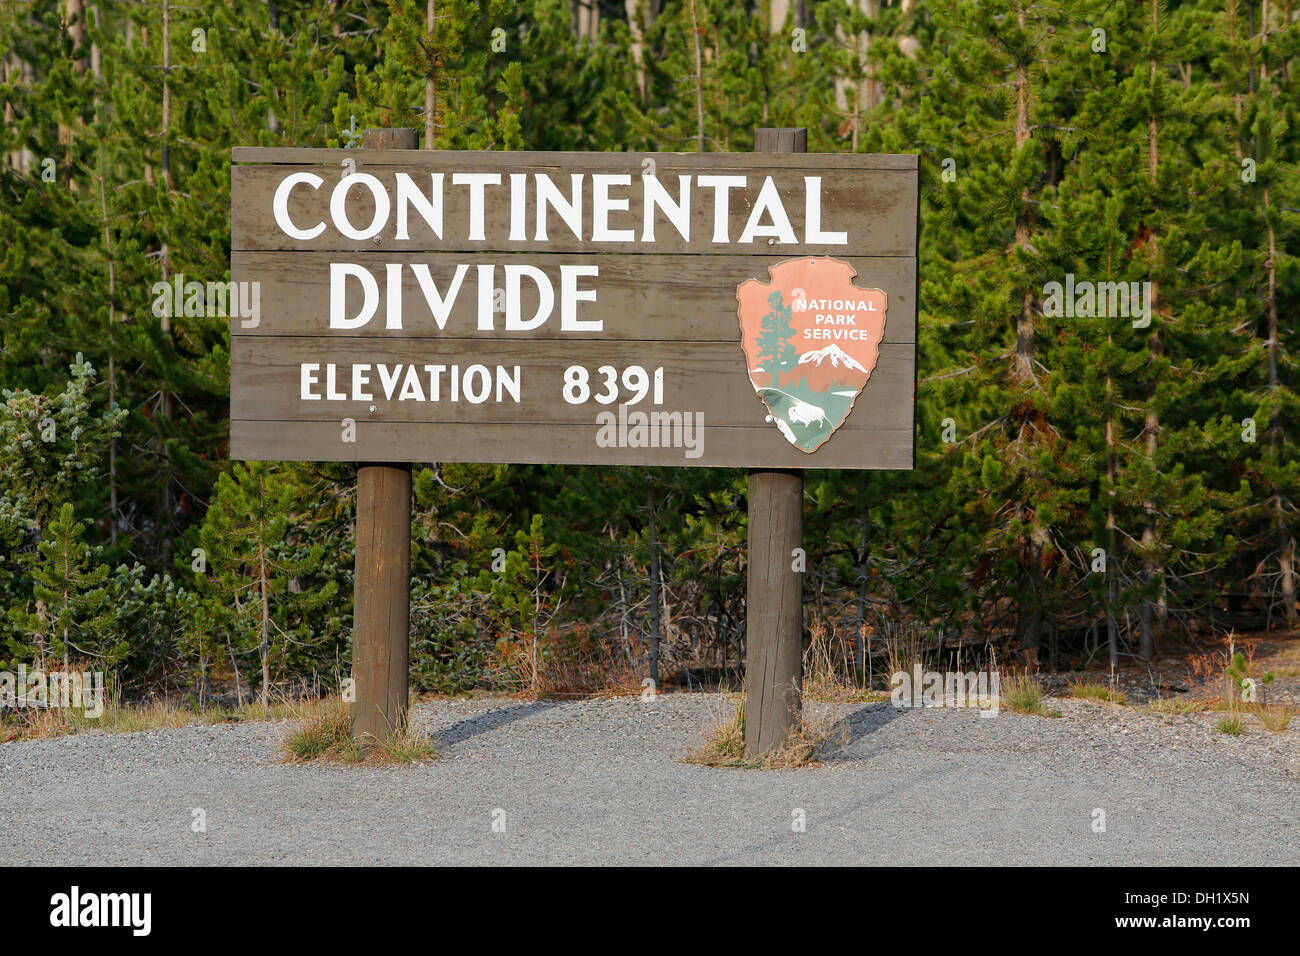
[688,0,705,152]
[1106,361,1120,668]
[425,0,436,148]
[96,138,119,545]
[1231,0,1243,158]
[92,10,117,545]
[834,1,873,151]
[60,1,87,190]
[574,0,599,41]
[1107,565,1119,669]
[65,0,87,71]
[259,540,271,704]
[648,489,661,687]
[158,0,174,563]
[1266,193,1296,626]
[1012,1,1042,660]
[1140,0,1161,658]
[625,0,648,101]
[267,0,281,134]
[161,0,171,193]
[855,516,868,676]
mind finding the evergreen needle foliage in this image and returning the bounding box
[0,1,1296,710]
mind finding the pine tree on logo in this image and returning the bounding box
[756,291,798,387]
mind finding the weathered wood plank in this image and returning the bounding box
[233,146,920,171]
[228,420,914,469]
[230,251,917,343]
[228,337,915,430]
[231,162,918,256]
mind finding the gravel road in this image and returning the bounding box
[2,693,1296,866]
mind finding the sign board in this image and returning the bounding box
[229,148,918,469]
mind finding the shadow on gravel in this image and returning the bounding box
[430,700,564,749]
[820,703,904,762]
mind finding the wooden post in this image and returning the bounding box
[352,127,417,744]
[744,127,807,759]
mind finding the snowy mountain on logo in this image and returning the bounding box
[797,344,868,373]
[736,255,889,452]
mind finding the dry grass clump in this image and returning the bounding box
[881,622,928,691]
[1183,635,1297,733]
[281,702,437,766]
[684,697,747,765]
[373,718,439,763]
[802,624,886,703]
[1214,715,1246,736]
[1250,703,1294,732]
[684,696,847,770]
[6,696,192,741]
[1001,674,1045,714]
[1145,697,1203,716]
[761,709,848,769]
[1070,679,1128,705]
[3,686,323,743]
[282,702,364,763]
[492,626,641,700]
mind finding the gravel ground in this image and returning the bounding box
[1,693,1296,866]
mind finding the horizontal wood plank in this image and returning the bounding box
[233,147,920,171]
[229,420,915,470]
[229,338,915,429]
[229,251,916,343]
[232,162,918,256]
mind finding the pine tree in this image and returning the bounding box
[1034,0,1235,662]
[1227,1,1300,628]
[7,502,120,671]
[193,462,338,703]
[911,0,1092,663]
[0,349,125,661]
[338,0,521,149]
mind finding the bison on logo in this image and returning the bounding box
[736,256,887,452]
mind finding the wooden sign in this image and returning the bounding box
[230,148,918,469]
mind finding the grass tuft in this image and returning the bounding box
[1146,697,1202,716]
[3,692,326,742]
[282,703,364,763]
[1253,703,1294,733]
[684,697,846,770]
[1070,679,1127,705]
[282,703,437,766]
[1214,716,1246,736]
[375,719,438,763]
[1001,675,1045,714]
[800,623,887,703]
[684,697,747,766]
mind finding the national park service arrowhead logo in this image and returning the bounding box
[737,256,887,452]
